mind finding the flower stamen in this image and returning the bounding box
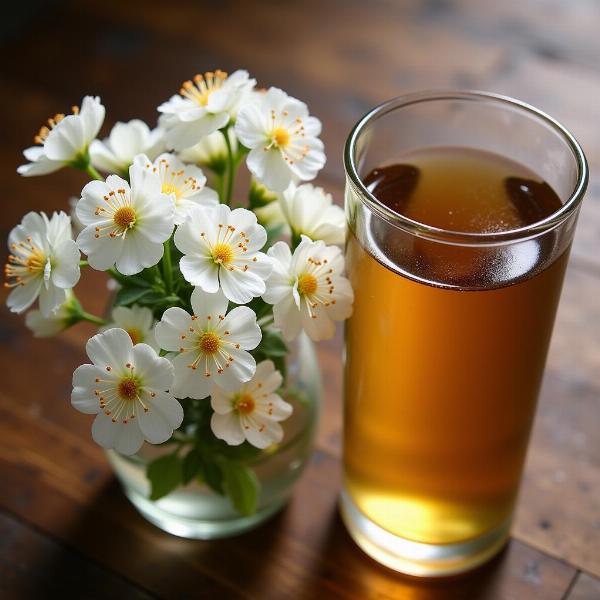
[180,70,228,107]
[235,393,255,415]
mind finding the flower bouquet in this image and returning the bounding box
[7,70,353,532]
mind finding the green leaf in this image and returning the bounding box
[220,461,259,516]
[200,459,224,495]
[115,286,152,307]
[217,442,263,462]
[147,454,182,501]
[246,297,273,320]
[182,448,203,485]
[258,329,288,357]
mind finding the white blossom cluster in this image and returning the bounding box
[8,70,353,457]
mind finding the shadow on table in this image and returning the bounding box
[37,471,520,599]
[39,477,285,599]
[298,503,513,600]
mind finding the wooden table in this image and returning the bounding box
[1,1,599,598]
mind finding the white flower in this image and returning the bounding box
[235,87,325,192]
[155,287,261,399]
[158,69,255,151]
[280,183,345,244]
[5,211,80,316]
[68,196,85,237]
[174,204,272,304]
[90,119,165,175]
[18,96,105,176]
[76,159,175,275]
[134,153,218,225]
[25,291,79,337]
[178,128,237,173]
[71,328,183,455]
[210,360,292,449]
[263,236,353,341]
[101,305,159,351]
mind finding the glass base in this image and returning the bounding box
[339,490,510,577]
[124,486,286,540]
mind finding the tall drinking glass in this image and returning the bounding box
[341,91,588,576]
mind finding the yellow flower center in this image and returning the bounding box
[272,127,290,148]
[4,239,47,288]
[212,242,234,265]
[126,328,142,345]
[117,377,139,401]
[235,393,255,415]
[180,70,227,107]
[162,182,183,201]
[199,332,220,354]
[297,273,318,296]
[113,206,136,231]
[33,105,78,145]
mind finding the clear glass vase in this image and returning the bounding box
[107,332,321,539]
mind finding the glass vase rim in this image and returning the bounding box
[343,90,588,246]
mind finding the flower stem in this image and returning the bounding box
[162,239,174,295]
[222,128,236,205]
[290,231,302,251]
[84,163,103,181]
[79,260,88,267]
[107,267,129,286]
[80,312,107,326]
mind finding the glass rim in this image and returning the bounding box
[344,90,589,245]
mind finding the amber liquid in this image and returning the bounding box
[344,148,568,544]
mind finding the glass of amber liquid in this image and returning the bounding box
[341,91,588,576]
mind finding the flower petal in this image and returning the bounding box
[138,392,182,443]
[211,412,245,445]
[220,306,261,349]
[216,346,256,391]
[77,225,125,272]
[210,386,233,415]
[154,307,193,351]
[115,233,164,275]
[179,255,219,291]
[51,239,81,288]
[131,343,174,391]
[169,352,211,399]
[113,422,145,455]
[86,328,133,371]
[6,277,42,314]
[245,418,283,449]
[190,286,229,319]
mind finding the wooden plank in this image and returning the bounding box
[435,0,600,71]
[0,1,505,186]
[0,390,577,599]
[0,510,154,599]
[567,572,600,600]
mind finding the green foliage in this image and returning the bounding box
[256,328,288,357]
[181,447,203,485]
[114,286,154,307]
[146,399,264,512]
[253,328,288,383]
[147,453,182,501]
[220,461,259,516]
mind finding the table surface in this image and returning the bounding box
[1,1,599,598]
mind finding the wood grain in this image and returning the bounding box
[1,0,599,597]
[567,572,600,600]
[0,510,155,600]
